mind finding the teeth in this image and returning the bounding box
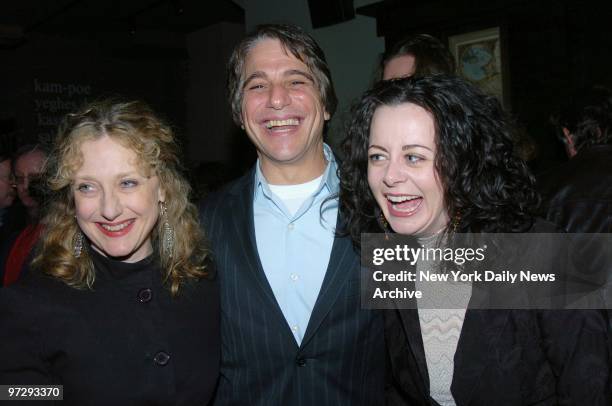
[100,221,131,232]
[265,118,300,129]
[387,195,420,203]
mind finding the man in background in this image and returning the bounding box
[538,85,612,322]
[1,144,47,286]
[13,144,46,222]
[539,86,611,232]
[381,34,455,80]
[0,154,15,227]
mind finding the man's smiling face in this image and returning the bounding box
[240,38,330,176]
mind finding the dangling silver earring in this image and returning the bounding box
[73,230,84,258]
[160,201,174,256]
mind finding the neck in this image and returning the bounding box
[259,147,327,185]
[415,225,448,247]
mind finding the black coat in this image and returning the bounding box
[0,248,220,405]
[385,220,612,406]
[200,169,386,406]
[538,145,612,233]
[386,308,611,405]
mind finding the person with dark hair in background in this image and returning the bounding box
[0,100,219,404]
[200,23,385,405]
[13,144,46,222]
[0,144,47,285]
[381,34,455,80]
[538,85,612,323]
[0,152,17,234]
[340,76,611,405]
[539,85,612,232]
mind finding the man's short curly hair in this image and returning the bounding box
[340,75,538,246]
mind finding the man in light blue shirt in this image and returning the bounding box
[201,23,384,406]
[254,143,338,344]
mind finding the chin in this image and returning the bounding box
[389,223,422,236]
[93,242,137,259]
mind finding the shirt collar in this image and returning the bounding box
[254,143,339,200]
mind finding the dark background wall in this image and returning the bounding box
[2,0,612,176]
[358,0,612,169]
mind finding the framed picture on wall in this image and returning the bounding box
[449,27,509,108]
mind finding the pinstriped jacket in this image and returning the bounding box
[200,168,385,406]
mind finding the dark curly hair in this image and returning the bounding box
[551,85,612,153]
[339,75,538,246]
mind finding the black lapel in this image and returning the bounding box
[397,307,431,399]
[228,170,299,347]
[300,214,355,348]
[451,309,510,405]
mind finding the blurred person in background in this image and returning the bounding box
[0,144,47,285]
[381,34,455,80]
[13,144,47,222]
[539,85,612,232]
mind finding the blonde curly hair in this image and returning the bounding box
[32,99,209,295]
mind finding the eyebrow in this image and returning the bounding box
[242,69,315,89]
[368,144,433,152]
[402,144,433,152]
[74,172,142,181]
[368,144,387,152]
[243,72,266,89]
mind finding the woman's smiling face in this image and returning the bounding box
[73,135,163,262]
[367,103,449,237]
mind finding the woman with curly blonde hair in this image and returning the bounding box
[0,100,219,405]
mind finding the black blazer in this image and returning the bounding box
[385,221,612,405]
[200,169,385,406]
[0,249,220,405]
[386,308,612,406]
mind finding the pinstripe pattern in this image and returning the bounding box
[200,170,385,406]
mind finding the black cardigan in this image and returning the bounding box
[0,248,219,405]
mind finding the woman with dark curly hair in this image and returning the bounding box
[0,100,219,405]
[340,76,611,405]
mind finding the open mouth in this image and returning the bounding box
[96,219,135,236]
[386,194,423,216]
[264,118,301,131]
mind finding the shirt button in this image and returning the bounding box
[287,223,295,230]
[291,325,298,333]
[290,273,299,281]
[296,357,307,367]
[137,288,152,303]
[153,351,170,366]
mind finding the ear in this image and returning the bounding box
[324,110,330,121]
[562,127,577,158]
[158,186,165,203]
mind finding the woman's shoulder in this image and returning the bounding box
[0,267,86,320]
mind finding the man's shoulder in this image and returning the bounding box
[200,170,253,209]
[538,146,612,202]
[198,169,254,232]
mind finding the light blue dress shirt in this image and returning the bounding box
[253,144,339,345]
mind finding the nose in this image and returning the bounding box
[383,158,407,187]
[100,190,122,221]
[267,83,291,110]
